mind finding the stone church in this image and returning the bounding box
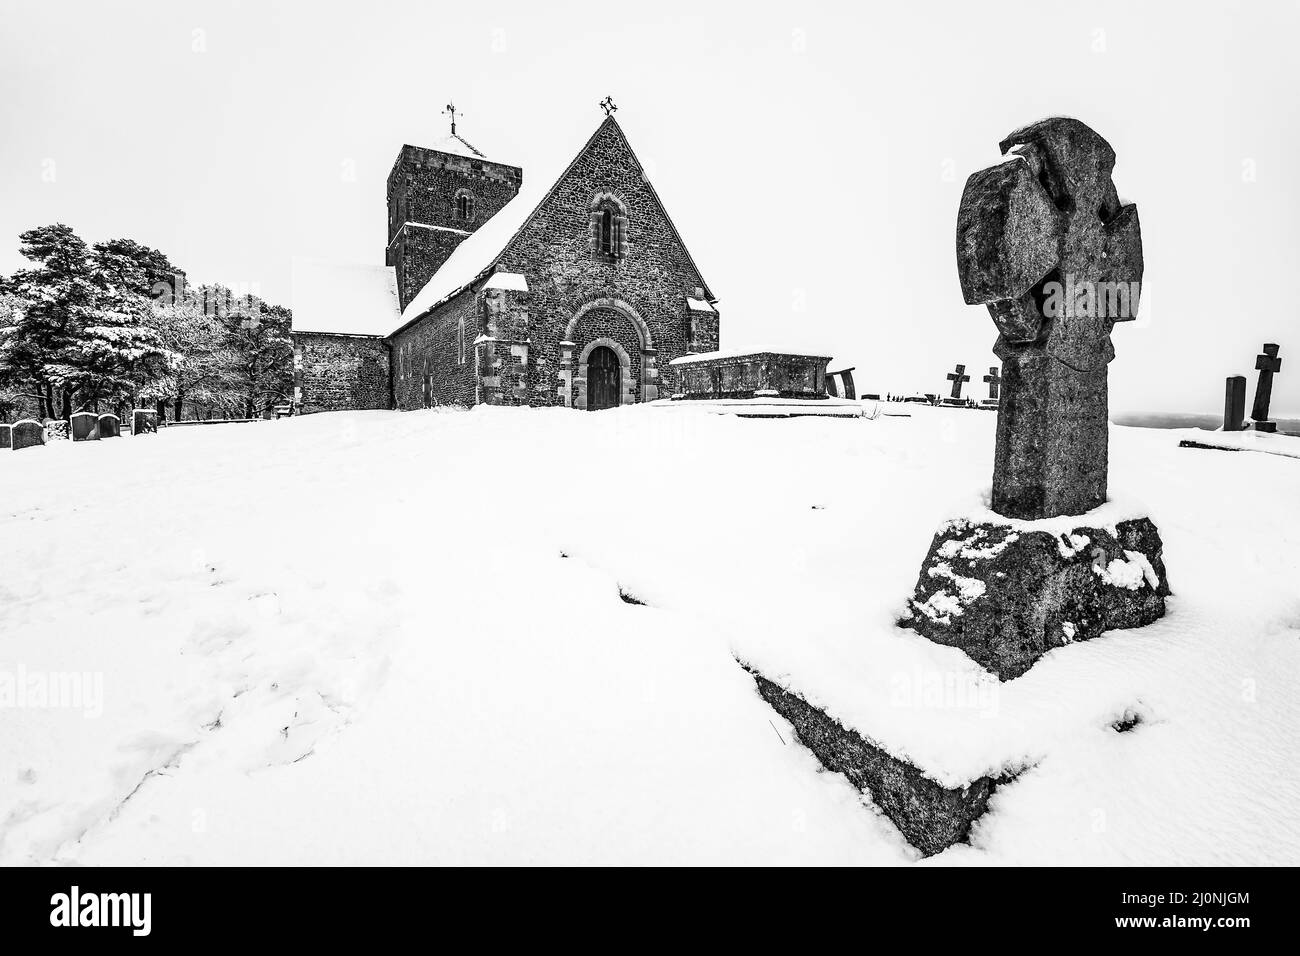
[290,108,720,412]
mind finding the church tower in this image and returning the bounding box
[385,107,523,310]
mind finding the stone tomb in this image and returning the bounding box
[12,419,45,451]
[98,414,121,438]
[132,409,158,435]
[70,412,100,441]
[670,351,832,401]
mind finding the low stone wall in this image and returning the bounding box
[744,664,1003,857]
[669,351,832,401]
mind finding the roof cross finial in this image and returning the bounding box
[599,95,618,117]
[443,102,462,136]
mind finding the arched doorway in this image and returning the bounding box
[587,346,621,410]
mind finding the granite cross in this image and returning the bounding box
[956,117,1144,519]
[946,364,970,400]
[983,366,1001,400]
[1251,343,1281,432]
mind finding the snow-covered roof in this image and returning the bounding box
[290,259,401,338]
[686,297,716,313]
[425,132,487,160]
[669,347,834,366]
[395,162,557,328]
[483,272,529,292]
[395,115,717,336]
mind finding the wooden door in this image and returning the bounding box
[587,346,620,411]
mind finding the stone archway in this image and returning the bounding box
[575,338,633,410]
[560,299,659,409]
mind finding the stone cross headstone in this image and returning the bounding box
[956,117,1144,519]
[946,364,970,400]
[133,409,158,435]
[70,412,100,441]
[983,366,1002,401]
[0,424,10,450]
[903,116,1166,682]
[1223,375,1247,432]
[11,419,44,451]
[98,413,121,438]
[1251,343,1281,433]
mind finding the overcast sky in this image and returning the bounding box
[2,0,1297,414]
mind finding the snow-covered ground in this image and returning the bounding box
[2,404,1297,865]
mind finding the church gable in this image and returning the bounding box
[388,113,721,411]
[488,116,718,408]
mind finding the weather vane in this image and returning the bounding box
[442,102,462,135]
[599,95,618,117]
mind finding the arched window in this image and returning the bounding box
[589,194,627,262]
[457,317,466,365]
[455,192,475,222]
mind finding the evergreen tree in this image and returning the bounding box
[2,224,98,418]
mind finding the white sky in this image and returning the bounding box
[2,0,1297,414]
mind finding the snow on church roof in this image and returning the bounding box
[395,159,559,331]
[290,259,401,338]
[425,132,487,160]
[394,115,717,337]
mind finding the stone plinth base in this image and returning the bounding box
[903,516,1170,681]
[745,666,1002,857]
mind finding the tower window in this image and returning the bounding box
[458,317,467,365]
[455,192,475,222]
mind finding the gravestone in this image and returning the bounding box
[903,117,1169,680]
[827,367,857,400]
[132,409,158,435]
[825,374,839,397]
[98,413,121,438]
[1223,375,1247,432]
[12,419,45,451]
[70,412,100,441]
[946,363,970,400]
[0,424,10,450]
[983,366,1001,401]
[956,117,1146,519]
[1252,344,1281,433]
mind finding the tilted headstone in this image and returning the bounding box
[825,374,839,397]
[132,409,158,435]
[983,366,1001,401]
[98,413,121,438]
[1223,375,1247,432]
[70,412,100,441]
[0,424,10,450]
[903,117,1169,680]
[946,363,970,400]
[12,419,45,451]
[1251,343,1281,433]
